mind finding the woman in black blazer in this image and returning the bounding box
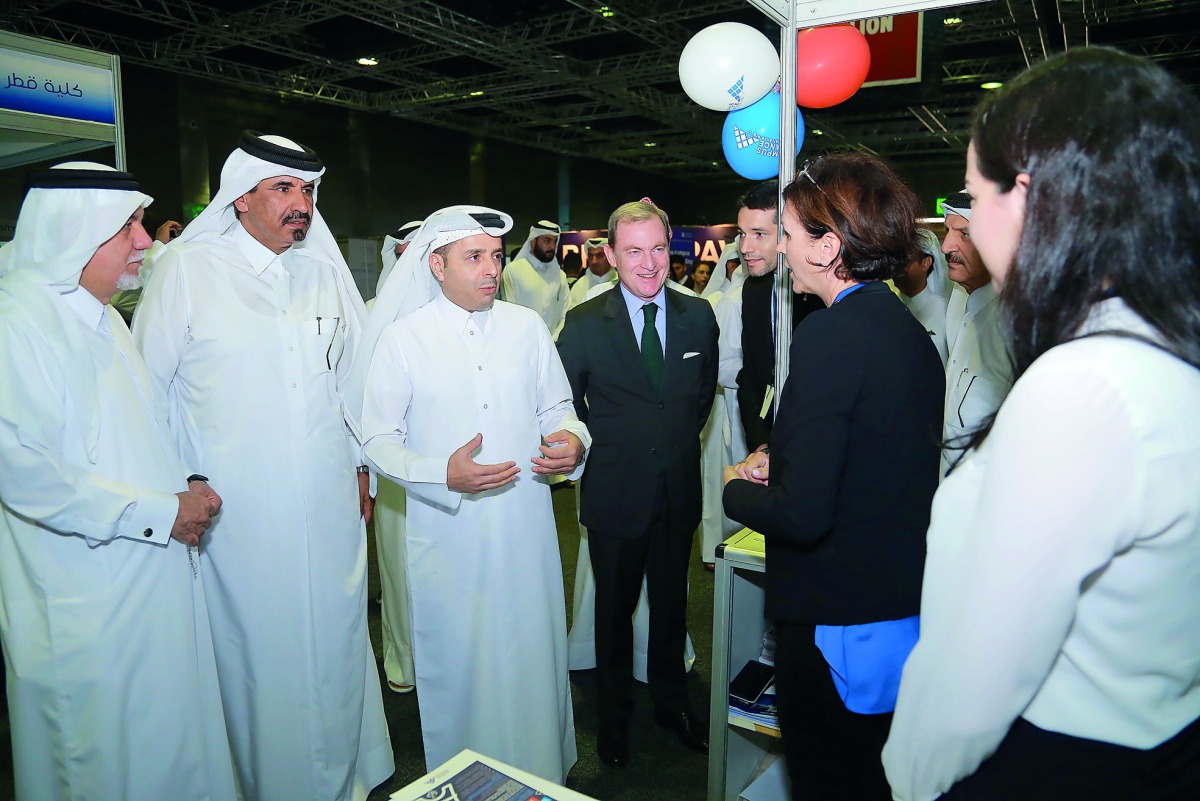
[723,153,945,800]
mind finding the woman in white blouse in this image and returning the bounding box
[883,47,1200,801]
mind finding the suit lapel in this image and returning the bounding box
[603,286,656,396]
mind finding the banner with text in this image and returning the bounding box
[1,46,117,124]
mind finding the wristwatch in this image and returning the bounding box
[356,465,370,474]
[186,474,209,484]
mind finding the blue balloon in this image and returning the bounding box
[722,90,804,180]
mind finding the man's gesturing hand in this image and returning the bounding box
[447,433,519,493]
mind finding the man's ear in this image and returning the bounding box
[429,252,446,284]
[233,194,251,215]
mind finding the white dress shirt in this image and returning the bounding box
[942,282,1012,475]
[884,298,1200,801]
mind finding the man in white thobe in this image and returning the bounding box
[133,131,393,801]
[940,192,1013,475]
[0,162,237,801]
[369,218,422,695]
[355,206,588,783]
[373,219,422,304]
[501,219,570,338]
[895,228,953,366]
[567,236,618,309]
[699,240,750,564]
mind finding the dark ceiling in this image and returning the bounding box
[5,0,1200,182]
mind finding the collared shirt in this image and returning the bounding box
[230,219,285,278]
[60,284,106,332]
[619,282,666,356]
[435,290,492,339]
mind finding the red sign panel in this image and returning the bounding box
[857,11,923,87]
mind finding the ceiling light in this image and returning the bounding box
[981,81,1003,90]
[356,57,379,67]
[643,142,657,147]
[469,90,485,97]
[943,16,962,26]
[711,162,720,167]
[812,129,823,136]
[598,5,615,18]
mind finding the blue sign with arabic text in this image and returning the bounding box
[1,47,116,125]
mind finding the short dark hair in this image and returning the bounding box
[971,46,1200,379]
[607,200,670,248]
[738,179,778,212]
[781,153,921,283]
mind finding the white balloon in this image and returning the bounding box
[679,22,780,111]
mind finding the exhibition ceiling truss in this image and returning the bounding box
[4,0,1199,181]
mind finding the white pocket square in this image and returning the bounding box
[683,351,701,359]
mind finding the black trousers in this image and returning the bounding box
[774,621,894,801]
[942,714,1200,800]
[588,493,693,724]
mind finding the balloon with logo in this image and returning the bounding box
[679,22,780,111]
[795,24,872,108]
[721,88,804,180]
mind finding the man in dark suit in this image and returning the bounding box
[736,180,823,451]
[558,199,719,768]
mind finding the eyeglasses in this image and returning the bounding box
[797,157,829,199]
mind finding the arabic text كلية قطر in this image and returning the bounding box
[5,73,85,98]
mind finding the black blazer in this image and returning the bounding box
[724,283,945,624]
[736,273,823,451]
[558,285,719,539]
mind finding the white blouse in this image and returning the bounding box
[884,298,1200,801]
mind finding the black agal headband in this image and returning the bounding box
[238,130,324,172]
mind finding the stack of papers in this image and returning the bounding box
[729,687,778,730]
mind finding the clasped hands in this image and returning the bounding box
[447,430,584,494]
[171,480,222,547]
[723,447,770,487]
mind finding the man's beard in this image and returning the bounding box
[115,259,146,291]
[284,211,311,242]
[532,245,554,262]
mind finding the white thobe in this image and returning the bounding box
[942,283,1012,476]
[901,286,950,367]
[0,287,237,801]
[501,256,570,339]
[133,222,393,801]
[698,288,750,562]
[885,299,1200,801]
[567,268,617,311]
[365,299,415,689]
[566,281,698,676]
[362,294,587,783]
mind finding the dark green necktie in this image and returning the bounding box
[641,303,664,391]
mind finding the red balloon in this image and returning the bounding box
[795,24,871,109]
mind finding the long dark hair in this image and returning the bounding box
[972,47,1200,380]
[782,153,922,282]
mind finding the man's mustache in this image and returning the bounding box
[283,211,311,224]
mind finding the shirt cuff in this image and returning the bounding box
[401,455,463,511]
[122,489,178,546]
